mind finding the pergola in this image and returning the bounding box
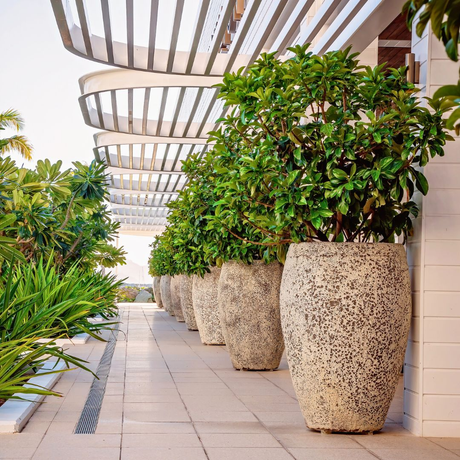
[51,0,405,234]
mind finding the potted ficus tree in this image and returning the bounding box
[164,154,226,344]
[148,242,163,310]
[208,45,452,432]
[148,237,175,316]
[156,228,186,323]
[179,152,285,368]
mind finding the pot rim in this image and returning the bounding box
[290,241,404,247]
[224,259,279,266]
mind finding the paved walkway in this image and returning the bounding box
[2,304,460,459]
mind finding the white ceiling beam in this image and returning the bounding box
[109,189,180,196]
[94,131,210,148]
[107,166,185,176]
[327,0,406,53]
[79,69,223,95]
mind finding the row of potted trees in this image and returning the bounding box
[149,46,453,434]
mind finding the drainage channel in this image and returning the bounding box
[74,324,120,434]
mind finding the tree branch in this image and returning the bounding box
[59,193,77,231]
[62,232,83,263]
[224,225,292,246]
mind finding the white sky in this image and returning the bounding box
[0,0,153,283]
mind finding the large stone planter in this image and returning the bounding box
[192,267,225,345]
[180,275,198,331]
[218,260,285,370]
[170,275,185,322]
[153,276,163,309]
[280,242,411,433]
[160,275,174,316]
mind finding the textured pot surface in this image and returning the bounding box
[192,267,225,345]
[153,277,163,309]
[170,275,185,322]
[280,243,411,433]
[160,275,174,316]
[218,261,285,370]
[180,275,198,331]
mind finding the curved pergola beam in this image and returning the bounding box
[94,131,210,148]
[107,167,185,176]
[109,189,180,196]
[79,69,222,94]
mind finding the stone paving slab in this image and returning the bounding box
[1,304,459,460]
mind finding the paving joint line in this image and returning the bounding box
[142,306,211,460]
[119,307,129,460]
[146,307,298,459]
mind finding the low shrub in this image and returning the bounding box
[0,267,95,401]
[1,258,121,341]
[116,286,139,303]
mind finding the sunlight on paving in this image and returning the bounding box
[1,305,459,460]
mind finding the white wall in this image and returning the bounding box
[405,25,460,437]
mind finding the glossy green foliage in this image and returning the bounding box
[205,46,451,256]
[148,150,270,276]
[0,264,111,401]
[404,0,460,61]
[2,257,120,341]
[0,155,125,270]
[404,0,460,133]
[148,235,178,277]
[0,338,70,402]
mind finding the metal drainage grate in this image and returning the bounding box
[74,324,120,434]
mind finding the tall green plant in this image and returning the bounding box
[0,154,124,270]
[203,46,451,261]
[148,150,267,277]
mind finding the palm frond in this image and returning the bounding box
[0,109,24,131]
[0,135,33,160]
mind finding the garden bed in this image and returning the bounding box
[0,360,66,433]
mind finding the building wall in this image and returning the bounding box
[405,25,460,437]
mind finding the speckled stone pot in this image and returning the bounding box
[153,277,163,309]
[218,261,285,371]
[192,267,225,345]
[180,275,198,331]
[170,275,185,322]
[160,275,174,316]
[280,242,411,433]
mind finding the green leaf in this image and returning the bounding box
[433,84,460,99]
[287,170,300,185]
[373,132,382,143]
[288,128,305,145]
[320,123,333,137]
[332,169,348,180]
[412,169,429,195]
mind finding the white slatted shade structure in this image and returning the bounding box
[94,132,206,231]
[52,0,405,234]
[79,70,224,137]
[51,0,309,75]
